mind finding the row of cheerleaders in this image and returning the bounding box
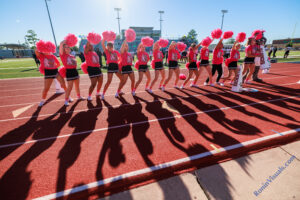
[35,28,265,106]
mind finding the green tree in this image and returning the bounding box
[225,38,235,44]
[180,29,198,47]
[25,30,39,47]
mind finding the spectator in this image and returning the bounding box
[268,45,273,57]
[32,52,40,67]
[273,46,277,57]
[79,52,85,63]
[284,46,292,58]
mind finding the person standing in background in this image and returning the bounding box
[273,46,277,57]
[284,46,292,58]
[268,45,273,57]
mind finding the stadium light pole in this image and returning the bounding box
[114,8,122,39]
[220,10,228,30]
[158,11,164,37]
[44,0,58,48]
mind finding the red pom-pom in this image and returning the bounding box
[87,32,102,45]
[223,31,234,39]
[236,32,246,43]
[211,28,223,39]
[179,73,186,80]
[251,30,263,40]
[185,63,190,69]
[158,38,169,48]
[201,37,212,47]
[36,40,46,53]
[141,37,154,47]
[36,40,56,53]
[125,29,136,42]
[59,67,66,78]
[151,60,155,69]
[134,61,140,70]
[177,42,187,52]
[64,34,78,47]
[39,65,45,75]
[102,31,116,42]
[81,62,88,74]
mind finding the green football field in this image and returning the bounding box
[0,50,299,79]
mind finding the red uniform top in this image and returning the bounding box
[200,48,209,60]
[229,49,240,62]
[105,49,120,64]
[153,50,164,62]
[212,48,224,65]
[84,51,100,67]
[137,51,149,65]
[245,45,256,57]
[188,49,198,62]
[168,49,181,62]
[39,54,60,70]
[60,53,77,69]
[119,52,133,67]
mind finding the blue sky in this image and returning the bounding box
[0,0,300,45]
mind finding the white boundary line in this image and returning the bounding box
[0,82,298,122]
[33,127,300,200]
[1,95,299,149]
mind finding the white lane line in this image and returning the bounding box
[0,67,299,92]
[0,95,298,149]
[0,82,298,122]
[0,74,298,108]
[12,104,34,118]
[33,127,300,200]
[0,66,36,70]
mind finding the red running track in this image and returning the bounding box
[0,63,299,200]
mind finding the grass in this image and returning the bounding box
[0,50,300,79]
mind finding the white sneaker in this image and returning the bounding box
[161,86,165,91]
[132,91,136,96]
[101,94,104,100]
[119,91,124,95]
[180,85,184,89]
[78,96,85,100]
[115,92,119,98]
[217,82,224,86]
[190,84,198,88]
[204,82,208,86]
[55,89,65,94]
[64,100,69,106]
[210,83,215,86]
[246,80,252,84]
[96,92,101,96]
[68,97,74,102]
[38,101,45,107]
[87,96,92,101]
[148,89,153,93]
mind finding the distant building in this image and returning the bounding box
[267,38,300,49]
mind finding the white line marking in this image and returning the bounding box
[33,128,300,200]
[0,95,298,149]
[12,104,34,118]
[0,81,298,122]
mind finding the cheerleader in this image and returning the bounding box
[133,43,151,94]
[181,42,201,89]
[59,40,84,106]
[243,37,256,84]
[84,41,103,101]
[148,41,165,93]
[205,39,224,86]
[36,40,67,107]
[116,40,135,97]
[101,40,122,99]
[161,42,181,91]
[199,42,214,86]
[222,42,240,84]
